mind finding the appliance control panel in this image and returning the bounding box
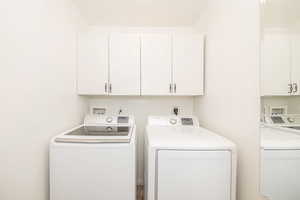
[84,115,134,126]
[147,116,199,127]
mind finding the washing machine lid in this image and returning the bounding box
[146,126,235,150]
[54,125,133,143]
[261,126,300,149]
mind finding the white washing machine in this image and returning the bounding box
[261,126,300,200]
[50,115,136,200]
[144,116,237,200]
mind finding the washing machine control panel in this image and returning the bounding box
[147,116,199,127]
[84,115,134,126]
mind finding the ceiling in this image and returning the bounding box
[262,0,300,28]
[73,0,207,26]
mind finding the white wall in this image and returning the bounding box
[80,26,199,35]
[73,0,207,26]
[0,1,87,200]
[87,96,195,184]
[194,1,262,200]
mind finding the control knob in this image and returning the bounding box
[106,117,113,123]
[169,118,177,125]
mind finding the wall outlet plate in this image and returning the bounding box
[172,106,180,116]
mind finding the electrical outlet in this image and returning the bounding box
[172,106,180,116]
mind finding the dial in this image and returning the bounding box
[106,117,113,123]
[105,127,113,132]
[169,118,177,125]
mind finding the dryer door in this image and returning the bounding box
[262,149,300,200]
[156,150,231,200]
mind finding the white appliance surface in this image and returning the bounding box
[146,126,235,150]
[144,116,237,200]
[50,115,136,200]
[261,126,300,200]
[261,126,300,149]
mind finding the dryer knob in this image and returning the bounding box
[106,127,113,132]
[106,117,113,123]
[169,118,177,125]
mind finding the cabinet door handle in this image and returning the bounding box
[174,84,177,93]
[293,83,298,94]
[288,84,293,94]
[169,84,173,93]
[105,83,108,93]
[109,83,112,93]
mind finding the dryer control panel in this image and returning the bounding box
[147,116,199,127]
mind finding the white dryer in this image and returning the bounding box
[50,115,136,200]
[261,126,300,200]
[144,116,237,200]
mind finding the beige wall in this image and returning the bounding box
[0,0,87,200]
[194,0,263,200]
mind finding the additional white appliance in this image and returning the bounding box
[261,126,300,200]
[50,114,136,200]
[144,116,237,200]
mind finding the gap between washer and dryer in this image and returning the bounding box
[137,186,144,200]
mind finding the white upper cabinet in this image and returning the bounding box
[141,34,172,95]
[173,34,204,96]
[77,31,204,96]
[261,33,291,96]
[109,33,141,95]
[261,32,300,96]
[291,34,300,96]
[77,32,109,95]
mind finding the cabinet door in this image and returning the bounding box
[261,33,291,96]
[291,34,300,96]
[141,34,172,95]
[262,150,300,200]
[173,34,204,96]
[77,32,109,95]
[109,33,140,95]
